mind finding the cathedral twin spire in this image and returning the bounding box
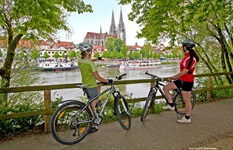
[109,8,126,43]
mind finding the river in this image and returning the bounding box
[36,64,180,100]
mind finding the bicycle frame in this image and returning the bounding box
[89,85,117,117]
[75,82,122,126]
[146,71,182,105]
[50,74,130,145]
[148,75,168,103]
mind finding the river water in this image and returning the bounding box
[36,64,180,100]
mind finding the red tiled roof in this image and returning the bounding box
[37,40,50,46]
[17,40,34,49]
[0,39,34,49]
[126,42,143,51]
[93,45,105,52]
[52,41,75,49]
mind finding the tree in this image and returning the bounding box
[0,50,3,58]
[114,38,125,52]
[53,52,60,61]
[102,51,111,59]
[42,52,50,60]
[172,46,183,59]
[30,49,40,65]
[105,37,115,52]
[120,45,128,59]
[68,50,77,59]
[0,0,93,88]
[94,52,100,59]
[119,0,233,84]
[105,37,126,53]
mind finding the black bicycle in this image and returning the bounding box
[50,73,131,145]
[141,71,196,122]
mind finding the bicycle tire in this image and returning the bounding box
[50,100,92,145]
[173,90,196,115]
[140,94,154,122]
[114,95,131,130]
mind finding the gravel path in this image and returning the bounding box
[0,98,233,150]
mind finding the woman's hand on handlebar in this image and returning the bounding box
[166,77,173,83]
[108,79,113,84]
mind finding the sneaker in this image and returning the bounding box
[88,126,98,134]
[162,105,175,111]
[177,117,191,124]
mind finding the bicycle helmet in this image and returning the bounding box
[181,39,195,49]
[78,42,93,52]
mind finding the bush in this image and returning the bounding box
[0,103,43,139]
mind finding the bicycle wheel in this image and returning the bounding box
[114,95,131,130]
[173,91,196,115]
[50,100,92,145]
[140,93,155,122]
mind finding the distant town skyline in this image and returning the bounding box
[57,0,146,46]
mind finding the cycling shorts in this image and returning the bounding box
[86,87,98,100]
[173,79,193,91]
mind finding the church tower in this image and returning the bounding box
[109,10,117,37]
[117,8,126,43]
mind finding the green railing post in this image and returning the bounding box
[44,90,51,133]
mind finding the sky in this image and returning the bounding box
[58,0,146,46]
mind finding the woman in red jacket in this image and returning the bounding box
[163,39,199,123]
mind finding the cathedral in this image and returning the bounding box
[83,9,126,47]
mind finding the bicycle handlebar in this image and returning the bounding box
[145,71,158,78]
[116,73,127,80]
[145,71,164,82]
[98,73,127,85]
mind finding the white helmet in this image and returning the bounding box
[79,42,93,51]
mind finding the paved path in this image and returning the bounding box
[0,98,233,150]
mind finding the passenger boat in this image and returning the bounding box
[37,61,78,71]
[105,63,121,67]
[119,60,162,70]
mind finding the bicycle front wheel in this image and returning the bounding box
[50,100,92,145]
[173,91,196,115]
[140,94,154,122]
[114,95,131,130]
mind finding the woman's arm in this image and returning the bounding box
[172,69,189,80]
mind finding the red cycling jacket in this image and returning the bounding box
[179,53,197,82]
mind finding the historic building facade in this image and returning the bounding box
[83,9,126,47]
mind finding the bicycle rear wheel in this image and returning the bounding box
[50,100,92,145]
[114,95,131,130]
[140,94,154,122]
[173,91,196,115]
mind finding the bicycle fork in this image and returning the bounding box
[115,93,131,116]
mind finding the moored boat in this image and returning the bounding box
[37,61,78,71]
[119,60,161,70]
[105,64,121,67]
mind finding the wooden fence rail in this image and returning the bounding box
[0,72,233,133]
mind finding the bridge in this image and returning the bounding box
[0,98,233,150]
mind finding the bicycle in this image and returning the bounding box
[140,71,196,122]
[50,73,131,145]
